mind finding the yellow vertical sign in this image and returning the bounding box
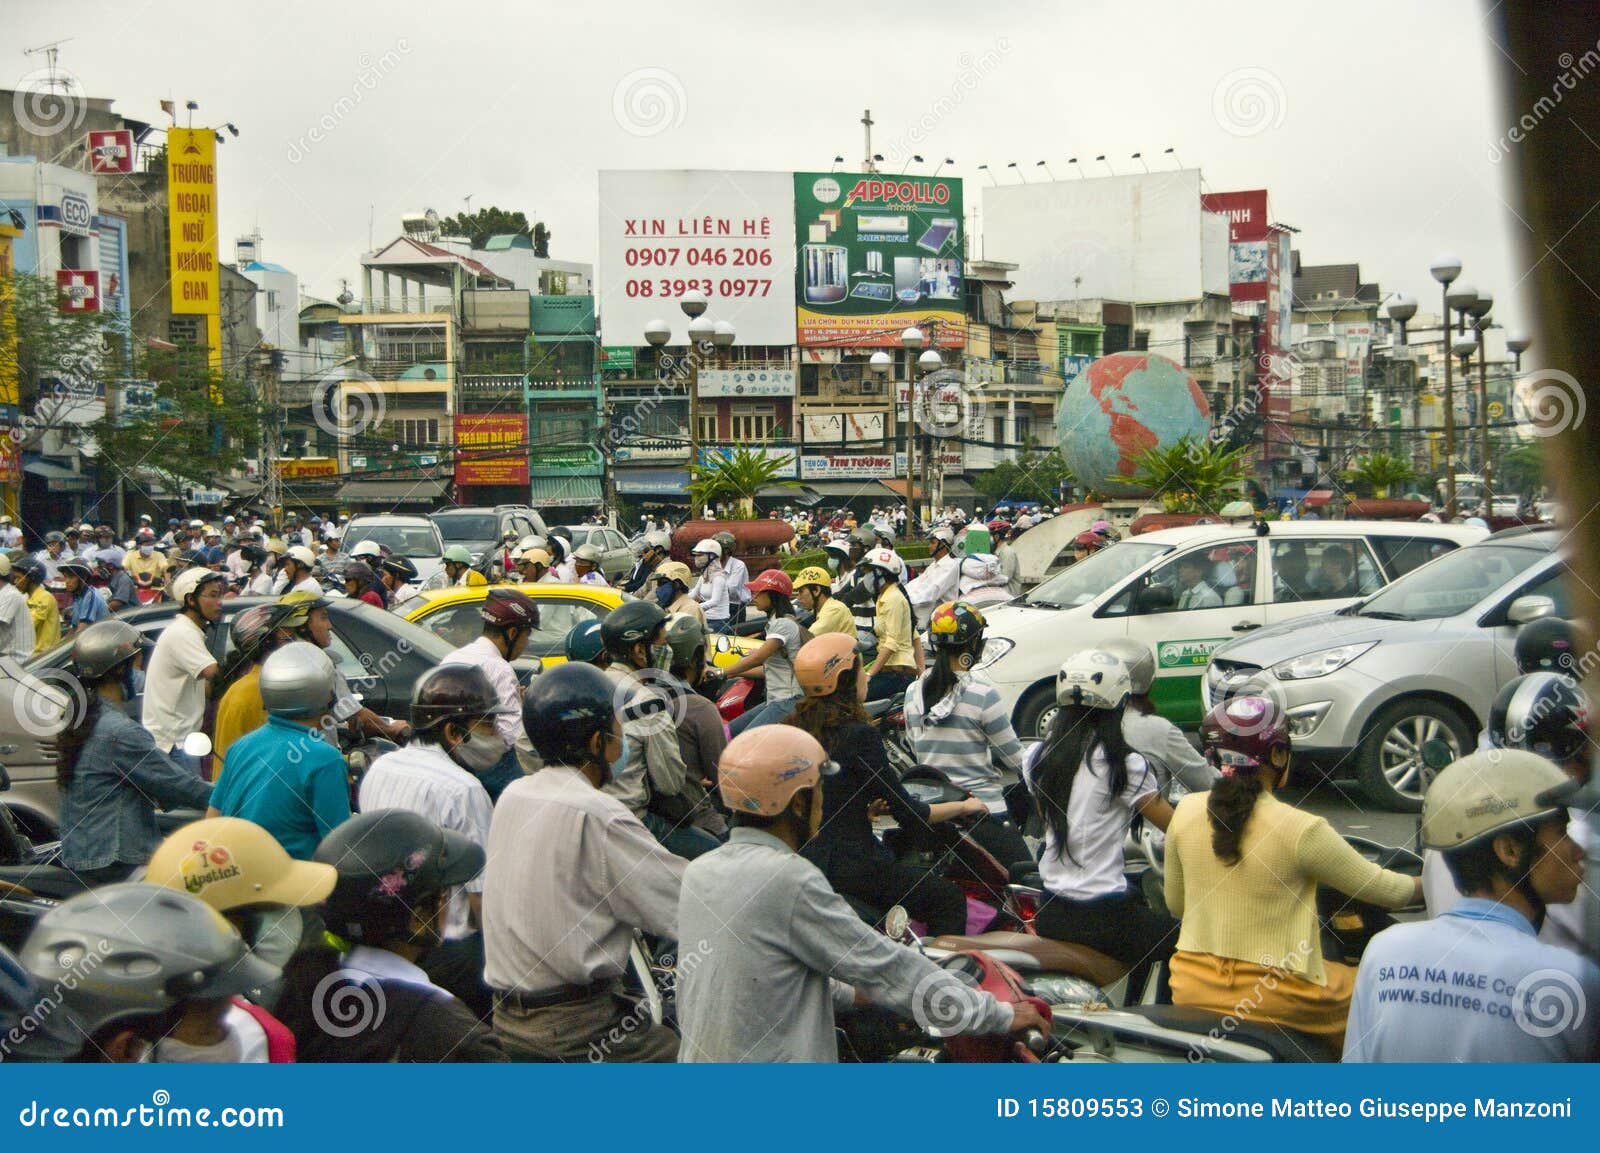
[167,128,222,371]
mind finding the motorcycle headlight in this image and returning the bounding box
[1270,641,1377,681]
[973,638,1014,671]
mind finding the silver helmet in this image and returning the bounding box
[18,883,279,1057]
[1098,637,1157,697]
[72,620,143,680]
[258,640,336,717]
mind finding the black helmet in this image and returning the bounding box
[600,599,666,658]
[521,662,616,766]
[13,558,46,584]
[229,602,296,660]
[1489,672,1590,762]
[315,810,485,944]
[58,559,94,583]
[1514,616,1579,677]
[380,554,418,581]
[410,664,516,735]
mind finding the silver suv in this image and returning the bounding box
[1202,527,1567,811]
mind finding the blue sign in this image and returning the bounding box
[1061,353,1094,382]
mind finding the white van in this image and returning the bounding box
[972,521,1487,737]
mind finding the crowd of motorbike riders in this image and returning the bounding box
[0,506,1594,1065]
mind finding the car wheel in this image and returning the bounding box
[1357,699,1472,812]
[1014,685,1059,741]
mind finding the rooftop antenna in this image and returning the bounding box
[22,40,76,94]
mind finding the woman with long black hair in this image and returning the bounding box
[56,620,214,885]
[1026,648,1177,998]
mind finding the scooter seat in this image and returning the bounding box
[928,931,1129,989]
[1129,1004,1332,1063]
[0,864,96,901]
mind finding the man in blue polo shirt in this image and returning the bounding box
[1344,750,1598,1063]
[209,640,351,860]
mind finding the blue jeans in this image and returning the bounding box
[707,617,733,635]
[730,695,800,737]
[642,811,722,859]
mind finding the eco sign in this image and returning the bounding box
[794,172,964,348]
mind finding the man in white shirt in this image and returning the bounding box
[905,526,961,627]
[439,587,538,803]
[143,567,225,771]
[482,662,683,1062]
[0,554,35,661]
[35,532,68,581]
[714,533,752,624]
[274,546,321,597]
[0,515,20,549]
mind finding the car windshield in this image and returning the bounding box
[1353,542,1548,621]
[343,523,442,558]
[434,514,499,542]
[1023,541,1169,608]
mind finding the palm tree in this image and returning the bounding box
[1341,452,1417,499]
[1114,437,1252,514]
[687,446,799,519]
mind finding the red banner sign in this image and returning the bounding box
[56,269,100,312]
[455,414,529,486]
[88,129,135,174]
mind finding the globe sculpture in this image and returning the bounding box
[1055,352,1212,496]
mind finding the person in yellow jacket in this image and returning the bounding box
[14,558,60,655]
[793,566,854,637]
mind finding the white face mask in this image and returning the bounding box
[450,728,505,773]
[139,544,154,557]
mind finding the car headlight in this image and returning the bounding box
[974,638,1014,671]
[1270,642,1377,681]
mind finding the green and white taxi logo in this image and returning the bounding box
[1157,638,1229,668]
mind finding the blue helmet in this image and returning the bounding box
[564,618,606,664]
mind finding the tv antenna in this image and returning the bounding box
[22,40,76,92]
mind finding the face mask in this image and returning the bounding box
[693,554,710,570]
[450,728,506,773]
[650,644,674,672]
[826,556,841,574]
[609,733,630,778]
[860,570,883,595]
[654,582,676,607]
[139,544,154,557]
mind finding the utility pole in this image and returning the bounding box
[861,109,876,173]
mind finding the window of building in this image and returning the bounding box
[697,412,718,444]
[1133,330,1150,352]
[1070,332,1098,356]
[266,289,278,312]
[394,418,439,445]
[729,404,777,442]
[800,366,820,396]
[1015,414,1033,446]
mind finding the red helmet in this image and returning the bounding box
[745,568,793,598]
[1073,531,1104,550]
[1199,695,1290,772]
[479,587,539,629]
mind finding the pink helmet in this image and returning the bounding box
[1199,695,1290,772]
[718,726,838,816]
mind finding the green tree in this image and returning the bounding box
[1497,442,1546,495]
[1341,451,1417,498]
[438,206,552,254]
[1114,437,1251,513]
[91,345,262,498]
[974,448,1073,506]
[688,446,798,519]
[2,270,131,452]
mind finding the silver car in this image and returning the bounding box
[1202,527,1567,811]
[559,525,634,581]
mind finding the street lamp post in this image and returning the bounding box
[1385,293,1418,465]
[918,346,943,517]
[1467,290,1494,510]
[1429,255,1463,516]
[1452,333,1479,511]
[900,327,924,535]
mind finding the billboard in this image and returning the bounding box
[597,170,796,347]
[984,170,1215,302]
[795,173,964,348]
[1201,190,1270,303]
[698,368,795,398]
[88,129,135,174]
[801,411,886,445]
[166,128,221,368]
[455,413,529,486]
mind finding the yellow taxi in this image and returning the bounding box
[400,582,759,668]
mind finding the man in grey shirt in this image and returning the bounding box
[675,726,1046,1062]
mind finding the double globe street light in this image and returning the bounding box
[643,290,735,519]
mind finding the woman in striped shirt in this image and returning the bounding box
[904,601,1033,873]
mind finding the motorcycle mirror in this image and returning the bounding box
[883,905,910,941]
[715,635,731,654]
[182,732,214,758]
[1420,738,1455,772]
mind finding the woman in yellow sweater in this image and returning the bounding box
[1163,695,1422,1053]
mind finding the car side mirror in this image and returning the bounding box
[182,732,214,759]
[1507,595,1556,626]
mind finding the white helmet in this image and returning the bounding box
[1055,649,1133,710]
[861,547,903,578]
[511,534,545,560]
[644,531,672,552]
[928,526,955,547]
[349,540,383,560]
[286,545,317,568]
[691,538,723,560]
[170,565,225,605]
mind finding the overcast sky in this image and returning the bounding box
[13,0,1541,342]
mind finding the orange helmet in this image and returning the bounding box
[795,633,859,697]
[718,726,838,816]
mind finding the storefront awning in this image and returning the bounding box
[527,476,603,507]
[617,468,690,496]
[756,484,820,506]
[24,458,93,492]
[337,478,449,505]
[940,477,978,502]
[805,480,894,498]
